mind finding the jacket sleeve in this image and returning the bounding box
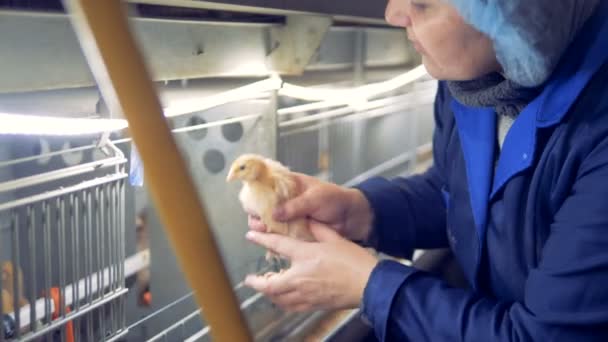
[355,81,453,257]
[361,137,608,342]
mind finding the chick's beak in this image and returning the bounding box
[226,168,236,182]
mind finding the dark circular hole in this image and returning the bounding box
[186,116,208,140]
[221,120,244,142]
[203,149,226,174]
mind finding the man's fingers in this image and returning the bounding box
[274,195,316,222]
[244,273,293,296]
[246,231,301,258]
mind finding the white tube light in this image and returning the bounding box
[279,64,428,103]
[0,113,128,136]
[0,77,281,137]
[0,65,426,137]
[163,76,282,117]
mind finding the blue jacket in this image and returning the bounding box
[357,3,608,341]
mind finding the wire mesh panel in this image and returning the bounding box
[0,141,128,342]
[278,79,437,185]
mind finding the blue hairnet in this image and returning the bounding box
[448,0,598,87]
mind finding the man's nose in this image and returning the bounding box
[385,0,412,27]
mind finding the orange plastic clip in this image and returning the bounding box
[49,288,75,342]
[143,291,152,307]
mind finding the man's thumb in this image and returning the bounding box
[274,196,314,222]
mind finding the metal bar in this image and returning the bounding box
[342,151,415,188]
[279,87,435,128]
[67,195,76,323]
[128,0,389,25]
[279,81,436,116]
[74,317,80,342]
[183,292,266,342]
[19,289,127,342]
[73,194,81,313]
[148,310,202,342]
[0,144,97,170]
[105,327,129,342]
[126,291,194,332]
[0,156,126,194]
[10,212,21,339]
[84,191,92,342]
[85,191,93,342]
[111,183,118,336]
[116,181,123,333]
[263,90,279,160]
[58,198,67,319]
[0,9,280,27]
[57,198,66,341]
[280,106,354,128]
[108,183,117,337]
[129,0,317,16]
[0,173,127,213]
[64,1,253,341]
[278,100,343,116]
[119,180,127,331]
[27,206,37,332]
[279,95,434,138]
[185,326,210,342]
[95,187,102,300]
[43,202,52,324]
[86,300,92,341]
[94,187,104,339]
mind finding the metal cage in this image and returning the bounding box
[0,141,128,341]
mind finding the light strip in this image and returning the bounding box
[0,66,427,136]
[163,76,282,117]
[0,113,128,136]
[279,64,428,102]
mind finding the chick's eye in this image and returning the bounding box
[239,165,246,170]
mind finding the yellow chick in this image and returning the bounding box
[1,261,29,313]
[227,154,315,268]
[1,288,12,313]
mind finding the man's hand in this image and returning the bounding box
[244,222,378,312]
[248,173,374,242]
